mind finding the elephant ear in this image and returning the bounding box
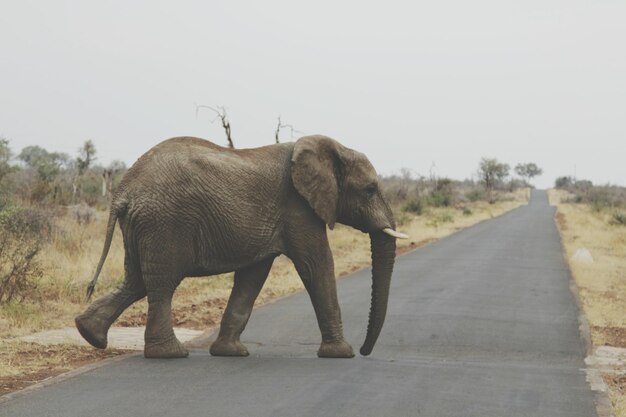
[291,135,345,229]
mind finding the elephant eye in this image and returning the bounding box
[365,184,377,196]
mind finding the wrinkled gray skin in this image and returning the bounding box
[75,135,399,359]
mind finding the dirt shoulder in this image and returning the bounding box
[0,342,127,397]
[549,189,626,417]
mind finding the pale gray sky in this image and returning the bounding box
[1,1,624,188]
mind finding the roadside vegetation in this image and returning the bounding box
[0,138,530,394]
[549,179,626,417]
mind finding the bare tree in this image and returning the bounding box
[274,116,303,144]
[101,160,126,199]
[195,104,234,148]
[71,140,96,203]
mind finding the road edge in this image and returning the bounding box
[551,202,615,417]
[0,351,142,406]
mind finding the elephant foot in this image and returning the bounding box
[75,313,109,349]
[318,340,355,358]
[144,337,189,359]
[210,337,250,357]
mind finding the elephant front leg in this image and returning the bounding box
[210,258,275,357]
[302,270,355,358]
[291,238,354,358]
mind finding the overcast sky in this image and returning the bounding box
[1,1,624,188]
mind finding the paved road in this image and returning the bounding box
[1,190,598,417]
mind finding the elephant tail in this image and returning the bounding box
[85,206,121,301]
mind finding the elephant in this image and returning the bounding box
[75,135,407,359]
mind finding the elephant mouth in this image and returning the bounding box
[382,228,409,239]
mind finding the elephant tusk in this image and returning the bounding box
[382,228,409,239]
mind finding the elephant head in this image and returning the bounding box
[291,135,406,355]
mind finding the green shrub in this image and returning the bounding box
[462,206,472,216]
[429,191,450,207]
[403,198,424,215]
[555,176,574,189]
[465,188,484,202]
[429,178,455,207]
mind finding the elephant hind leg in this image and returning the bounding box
[210,257,274,357]
[75,278,146,349]
[142,260,189,359]
[76,251,145,349]
[143,290,189,358]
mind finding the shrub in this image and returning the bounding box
[555,176,574,189]
[403,198,424,215]
[0,207,51,304]
[465,188,485,202]
[429,178,455,207]
[429,191,450,207]
[507,179,526,192]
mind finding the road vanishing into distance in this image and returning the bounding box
[1,190,598,417]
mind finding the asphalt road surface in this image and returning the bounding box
[0,190,598,417]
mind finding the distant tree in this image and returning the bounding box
[514,163,543,186]
[73,140,97,203]
[196,104,234,148]
[101,160,126,199]
[76,140,96,175]
[17,146,69,202]
[0,138,13,182]
[555,176,574,189]
[478,158,510,203]
[18,146,67,183]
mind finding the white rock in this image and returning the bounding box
[571,248,594,264]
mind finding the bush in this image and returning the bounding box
[555,176,574,189]
[429,191,450,207]
[0,207,51,304]
[565,184,626,212]
[403,198,424,215]
[429,178,455,207]
[507,179,527,192]
[465,188,485,202]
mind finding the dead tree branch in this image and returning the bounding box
[195,104,234,149]
[274,116,303,143]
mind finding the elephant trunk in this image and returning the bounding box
[359,230,396,356]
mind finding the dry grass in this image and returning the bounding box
[0,189,527,394]
[549,189,626,416]
[549,189,626,344]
